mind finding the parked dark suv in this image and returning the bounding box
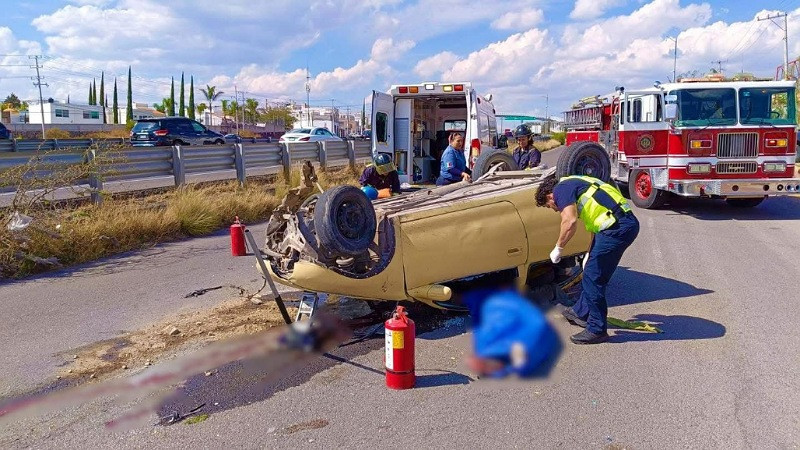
[130,117,225,147]
[0,122,11,140]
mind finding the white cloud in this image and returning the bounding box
[570,0,628,20]
[492,8,544,31]
[371,38,415,62]
[414,51,461,78]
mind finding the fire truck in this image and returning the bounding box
[563,76,799,208]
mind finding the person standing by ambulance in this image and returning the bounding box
[535,175,639,344]
[511,124,541,170]
[436,132,472,185]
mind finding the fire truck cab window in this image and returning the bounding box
[739,87,796,126]
[626,94,662,123]
[671,88,737,127]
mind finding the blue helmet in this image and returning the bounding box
[361,185,379,200]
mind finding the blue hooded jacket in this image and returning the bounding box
[463,288,559,378]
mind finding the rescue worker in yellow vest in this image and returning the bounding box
[536,175,639,344]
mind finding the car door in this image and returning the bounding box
[190,120,210,144]
[313,128,327,142]
[371,91,394,157]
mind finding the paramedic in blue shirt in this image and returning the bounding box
[436,132,471,185]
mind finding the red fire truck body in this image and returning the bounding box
[564,79,799,208]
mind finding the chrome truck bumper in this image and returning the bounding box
[669,177,800,197]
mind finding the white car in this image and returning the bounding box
[279,127,342,142]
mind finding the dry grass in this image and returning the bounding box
[82,128,131,139]
[0,164,361,279]
[507,138,563,153]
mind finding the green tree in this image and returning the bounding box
[153,97,174,114]
[262,105,295,129]
[196,102,207,118]
[221,99,229,124]
[188,76,195,120]
[126,66,133,122]
[99,72,105,106]
[169,76,176,116]
[179,72,185,117]
[88,83,93,105]
[92,79,97,106]
[2,93,23,110]
[112,78,119,124]
[245,98,259,124]
[200,85,224,116]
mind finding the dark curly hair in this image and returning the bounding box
[535,175,558,207]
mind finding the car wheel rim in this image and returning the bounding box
[635,171,652,199]
[335,201,366,239]
[576,154,603,178]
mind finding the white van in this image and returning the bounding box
[369,81,504,184]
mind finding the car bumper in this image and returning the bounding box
[668,177,800,197]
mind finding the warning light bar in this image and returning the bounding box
[394,83,466,94]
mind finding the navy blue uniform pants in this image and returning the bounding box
[572,214,640,334]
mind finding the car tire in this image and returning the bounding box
[472,150,519,178]
[314,185,377,257]
[628,169,667,209]
[214,139,224,145]
[725,197,765,208]
[172,139,184,146]
[555,141,611,182]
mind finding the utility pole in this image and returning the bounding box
[305,66,312,127]
[29,55,47,139]
[711,59,726,74]
[330,99,336,135]
[234,85,239,135]
[346,106,350,136]
[668,36,678,82]
[758,12,789,80]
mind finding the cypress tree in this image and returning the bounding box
[88,84,93,105]
[179,72,185,117]
[169,76,176,116]
[92,79,97,105]
[113,78,119,124]
[99,72,105,106]
[126,66,133,122]
[188,75,195,120]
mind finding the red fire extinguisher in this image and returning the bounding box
[384,305,415,389]
[230,216,246,256]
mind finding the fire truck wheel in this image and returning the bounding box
[556,141,611,182]
[725,197,765,208]
[314,185,377,257]
[472,150,519,178]
[628,169,667,209]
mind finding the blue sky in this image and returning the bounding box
[2,0,799,117]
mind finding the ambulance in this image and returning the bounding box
[368,82,504,184]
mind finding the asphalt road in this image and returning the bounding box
[2,146,800,448]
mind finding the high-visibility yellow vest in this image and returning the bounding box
[560,176,631,233]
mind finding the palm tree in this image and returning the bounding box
[200,85,224,118]
[245,98,259,124]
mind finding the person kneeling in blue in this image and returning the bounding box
[462,274,561,378]
[436,132,472,185]
[359,153,401,195]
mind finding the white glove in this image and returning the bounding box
[550,245,563,263]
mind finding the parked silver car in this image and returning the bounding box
[279,127,342,143]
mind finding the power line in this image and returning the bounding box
[758,12,790,79]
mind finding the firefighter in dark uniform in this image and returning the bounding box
[536,175,639,344]
[512,124,541,170]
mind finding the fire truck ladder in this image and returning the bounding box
[296,292,326,322]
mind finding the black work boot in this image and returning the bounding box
[570,329,609,345]
[562,308,587,328]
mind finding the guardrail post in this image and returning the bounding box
[234,143,246,186]
[346,140,356,170]
[172,145,186,186]
[280,142,291,181]
[318,141,327,170]
[87,148,104,205]
[12,138,18,152]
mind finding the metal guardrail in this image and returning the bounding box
[0,140,375,206]
[0,138,128,153]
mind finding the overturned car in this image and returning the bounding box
[259,145,610,310]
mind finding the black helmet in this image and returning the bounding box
[373,153,396,175]
[513,124,533,138]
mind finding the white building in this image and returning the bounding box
[106,103,165,123]
[290,103,362,136]
[28,101,105,125]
